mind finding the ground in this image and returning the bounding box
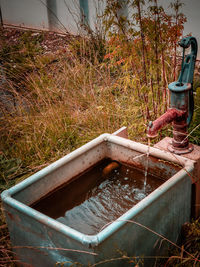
[0,26,200,267]
[0,26,71,53]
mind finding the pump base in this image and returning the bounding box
[167,143,194,155]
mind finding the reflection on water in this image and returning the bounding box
[32,158,163,235]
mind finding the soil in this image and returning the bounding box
[0,26,73,54]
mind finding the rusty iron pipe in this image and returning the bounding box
[147,108,186,138]
[146,37,197,154]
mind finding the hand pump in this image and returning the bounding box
[147,36,198,154]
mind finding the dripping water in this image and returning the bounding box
[144,138,151,191]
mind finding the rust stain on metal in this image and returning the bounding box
[147,108,186,138]
[147,108,193,154]
[155,136,200,218]
[6,210,45,239]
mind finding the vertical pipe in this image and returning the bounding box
[0,4,3,26]
[79,0,89,25]
[47,0,58,31]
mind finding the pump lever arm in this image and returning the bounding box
[177,37,198,126]
[178,36,198,84]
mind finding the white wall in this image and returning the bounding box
[0,0,49,30]
[0,0,199,59]
[55,0,80,34]
[0,0,106,34]
[87,0,106,33]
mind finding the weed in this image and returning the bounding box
[164,219,200,266]
[189,86,200,145]
[0,0,200,265]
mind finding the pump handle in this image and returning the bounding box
[177,36,198,125]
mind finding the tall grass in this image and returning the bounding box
[0,30,146,184]
[0,27,149,266]
[0,0,200,264]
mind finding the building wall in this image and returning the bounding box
[0,0,199,59]
[52,0,80,33]
[0,0,49,30]
[0,0,106,34]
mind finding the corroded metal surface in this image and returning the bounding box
[1,134,194,266]
[155,137,200,218]
[147,108,185,138]
[147,37,198,154]
[112,126,128,139]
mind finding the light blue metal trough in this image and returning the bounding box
[1,133,195,266]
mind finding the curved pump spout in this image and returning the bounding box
[147,36,198,155]
[147,109,186,138]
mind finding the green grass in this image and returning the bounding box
[0,31,147,179]
[0,26,200,266]
[0,28,147,266]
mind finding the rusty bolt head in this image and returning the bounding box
[148,121,153,128]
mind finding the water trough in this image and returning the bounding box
[1,132,195,266]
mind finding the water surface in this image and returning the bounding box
[32,158,164,235]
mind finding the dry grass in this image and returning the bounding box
[0,30,146,265]
[0,27,200,266]
[0,51,145,170]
